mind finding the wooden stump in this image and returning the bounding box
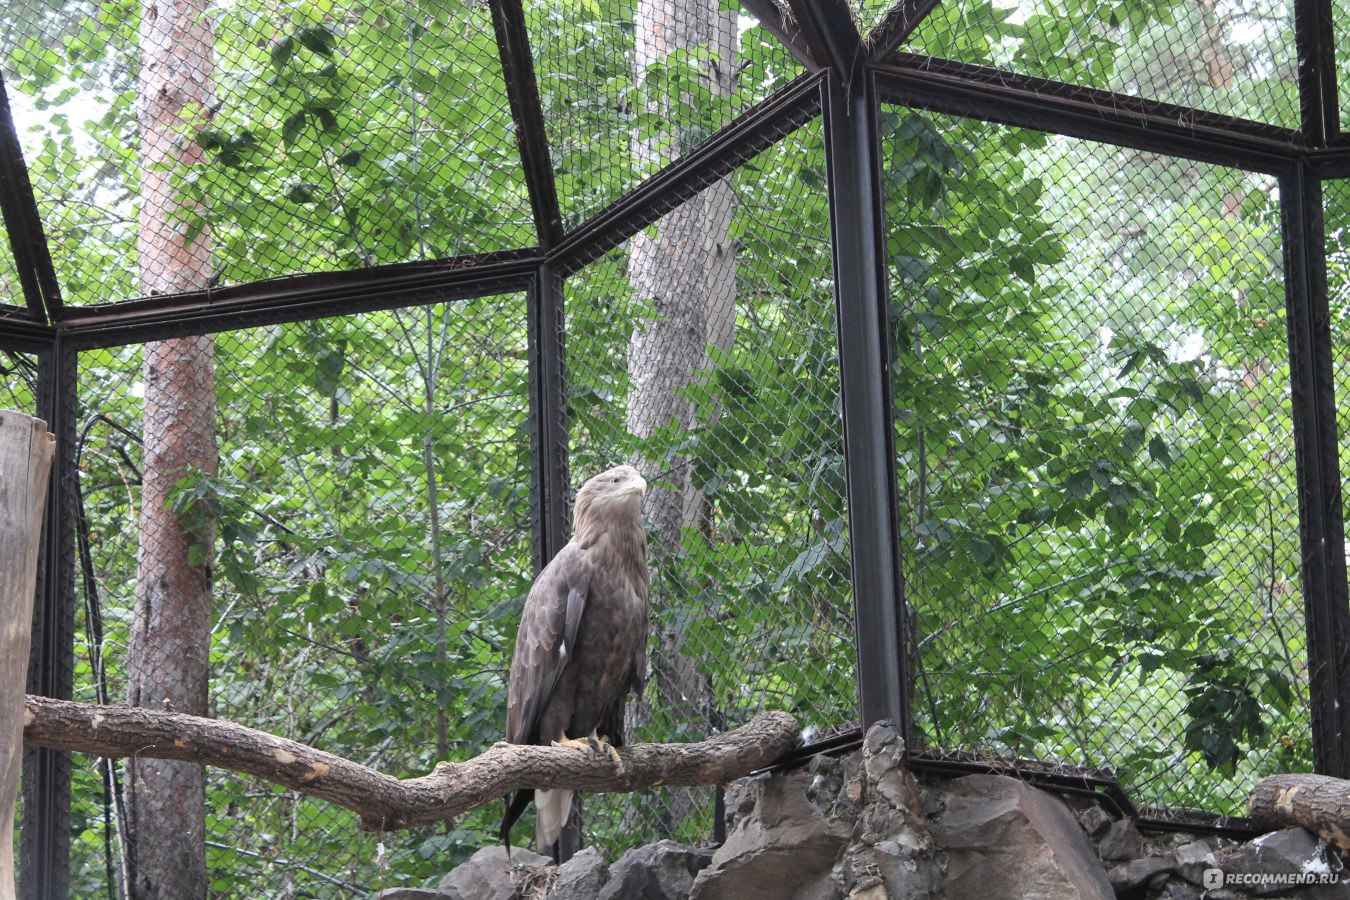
[1249,773,1350,852]
[0,412,55,900]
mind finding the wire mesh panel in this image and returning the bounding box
[525,0,805,229]
[903,0,1300,130]
[1326,179,1350,547]
[851,0,901,36]
[2,0,532,306]
[0,348,38,412]
[72,295,534,895]
[563,118,855,854]
[883,106,1310,815]
[0,213,20,309]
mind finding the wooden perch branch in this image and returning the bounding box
[23,696,798,832]
[1250,774,1350,852]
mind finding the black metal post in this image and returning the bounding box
[489,0,564,247]
[527,263,569,571]
[822,68,909,731]
[1292,0,1338,146]
[21,337,77,900]
[0,76,63,322]
[1281,161,1350,778]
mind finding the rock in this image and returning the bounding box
[548,847,608,899]
[1098,819,1145,861]
[372,890,451,900]
[691,770,852,900]
[437,845,552,900]
[600,840,711,900]
[1173,840,1217,885]
[1157,883,1200,900]
[1220,828,1346,898]
[1106,855,1176,893]
[930,775,1114,900]
[1078,806,1115,839]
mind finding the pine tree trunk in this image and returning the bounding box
[626,0,736,839]
[124,0,219,896]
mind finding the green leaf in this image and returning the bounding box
[271,35,296,69]
[1148,436,1171,468]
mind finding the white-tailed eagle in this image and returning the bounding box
[501,464,650,855]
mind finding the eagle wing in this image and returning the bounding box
[506,541,592,747]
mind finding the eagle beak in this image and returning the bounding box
[633,475,648,496]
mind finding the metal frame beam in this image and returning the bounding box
[1281,161,1350,779]
[863,0,944,62]
[822,68,909,731]
[873,55,1300,175]
[0,77,63,322]
[784,0,861,78]
[527,263,569,572]
[21,337,77,899]
[490,0,564,248]
[53,251,539,350]
[0,315,56,354]
[740,0,819,70]
[1293,0,1338,146]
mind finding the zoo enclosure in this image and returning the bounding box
[1,0,1349,895]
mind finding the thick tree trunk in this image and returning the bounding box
[126,1,219,896]
[24,697,798,833]
[0,414,55,900]
[626,0,737,840]
[1249,774,1350,852]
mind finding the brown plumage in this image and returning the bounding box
[501,465,650,855]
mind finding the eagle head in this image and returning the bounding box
[572,465,647,541]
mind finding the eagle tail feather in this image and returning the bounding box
[500,788,534,856]
[534,788,574,852]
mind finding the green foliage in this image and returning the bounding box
[7,0,1321,894]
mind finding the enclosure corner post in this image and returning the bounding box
[529,263,570,571]
[1281,161,1350,778]
[0,412,55,900]
[1292,0,1338,146]
[20,340,76,900]
[822,69,910,732]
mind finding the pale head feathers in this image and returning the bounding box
[572,464,647,546]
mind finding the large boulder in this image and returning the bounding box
[1218,828,1344,899]
[690,768,853,900]
[548,847,609,900]
[599,839,712,900]
[437,845,551,900]
[930,775,1115,900]
[839,723,936,899]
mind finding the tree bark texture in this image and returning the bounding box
[1249,774,1350,852]
[24,697,798,833]
[0,414,55,900]
[128,0,220,896]
[626,0,737,839]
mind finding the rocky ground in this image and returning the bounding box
[376,724,1347,899]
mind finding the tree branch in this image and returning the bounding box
[23,696,798,832]
[1249,773,1350,852]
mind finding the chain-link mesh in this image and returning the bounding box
[1327,179,1350,544]
[563,117,854,856]
[0,349,37,412]
[74,297,534,894]
[885,106,1310,815]
[1339,0,1350,127]
[851,0,900,36]
[903,0,1300,130]
[527,0,804,229]
[0,210,20,310]
[1,0,532,306]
